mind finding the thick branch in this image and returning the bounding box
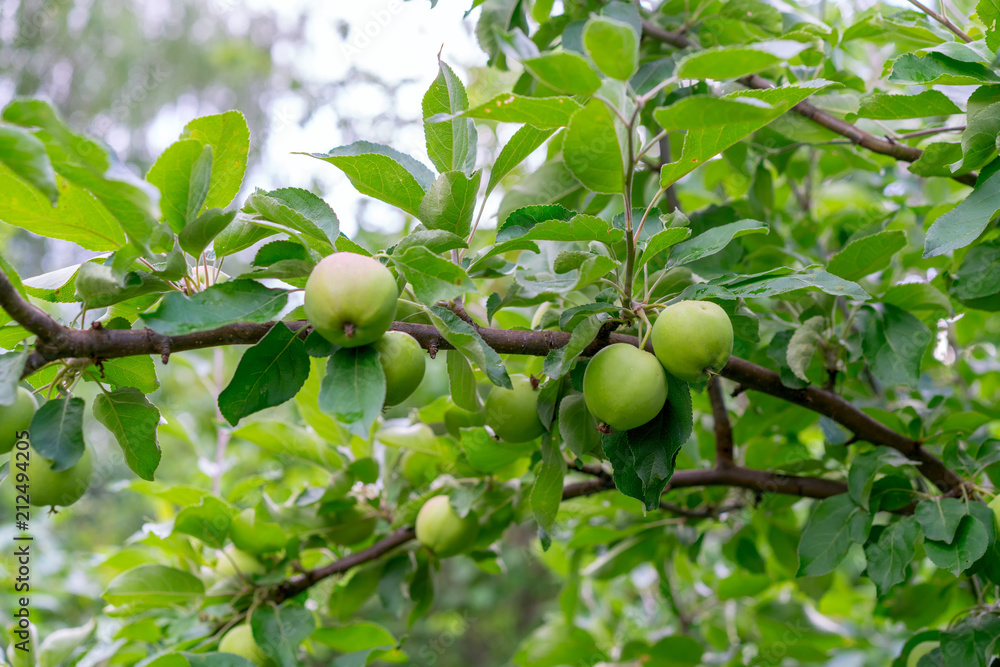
[3,287,961,493]
[707,376,734,466]
[639,20,978,188]
[0,271,67,342]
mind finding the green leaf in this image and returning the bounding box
[218,323,311,426]
[312,623,397,653]
[0,122,58,202]
[888,52,1000,85]
[542,314,603,378]
[0,351,27,405]
[29,397,86,471]
[180,110,250,210]
[669,220,768,266]
[392,246,475,304]
[146,140,209,233]
[924,515,990,575]
[427,305,511,389]
[486,125,556,200]
[849,90,961,120]
[4,99,158,245]
[786,315,824,383]
[951,240,1000,309]
[319,347,386,439]
[676,41,807,79]
[417,170,481,237]
[797,494,872,576]
[142,280,288,336]
[93,387,161,481]
[456,95,582,128]
[251,604,316,667]
[531,438,566,549]
[186,655,257,667]
[848,446,916,511]
[828,230,907,281]
[523,52,602,95]
[0,164,126,250]
[460,428,536,473]
[244,187,339,254]
[660,81,834,188]
[864,516,919,595]
[422,60,477,175]
[564,100,624,194]
[883,283,952,318]
[582,16,638,80]
[601,374,692,511]
[924,168,1000,258]
[654,96,778,130]
[306,142,433,218]
[717,573,774,600]
[861,304,932,387]
[233,421,342,468]
[173,496,233,548]
[178,208,237,258]
[558,394,601,459]
[980,0,1000,52]
[214,219,277,258]
[447,350,481,411]
[915,497,969,543]
[955,101,1000,172]
[38,619,95,667]
[103,565,204,610]
[635,227,691,272]
[646,635,703,665]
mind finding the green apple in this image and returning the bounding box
[324,503,377,546]
[304,252,398,347]
[215,545,266,580]
[0,387,37,454]
[26,444,93,508]
[651,300,734,383]
[374,331,426,405]
[484,374,546,443]
[219,623,270,666]
[415,495,479,558]
[583,344,667,431]
[443,405,486,438]
[229,509,287,555]
[402,450,440,486]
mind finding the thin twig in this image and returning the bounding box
[905,0,973,42]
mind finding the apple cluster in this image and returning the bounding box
[303,253,736,561]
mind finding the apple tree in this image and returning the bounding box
[1,0,1000,665]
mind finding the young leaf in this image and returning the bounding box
[306,142,433,218]
[417,170,482,237]
[218,323,311,426]
[93,387,162,481]
[558,394,600,459]
[172,496,233,548]
[486,125,557,199]
[654,96,777,131]
[392,245,475,304]
[0,123,58,202]
[447,350,481,411]
[582,16,638,80]
[523,52,602,95]
[422,60,477,175]
[102,565,204,611]
[146,139,207,233]
[564,100,625,194]
[180,110,250,211]
[676,41,808,79]
[542,314,603,379]
[142,280,288,336]
[785,315,825,383]
[29,397,87,471]
[531,437,566,549]
[177,208,237,258]
[427,305,511,389]
[669,220,768,267]
[456,94,582,128]
[318,347,386,439]
[244,187,340,254]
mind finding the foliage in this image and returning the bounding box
[1,1,1000,665]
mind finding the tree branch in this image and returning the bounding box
[905,0,973,42]
[2,271,961,493]
[269,464,846,603]
[639,19,978,188]
[707,376,734,467]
